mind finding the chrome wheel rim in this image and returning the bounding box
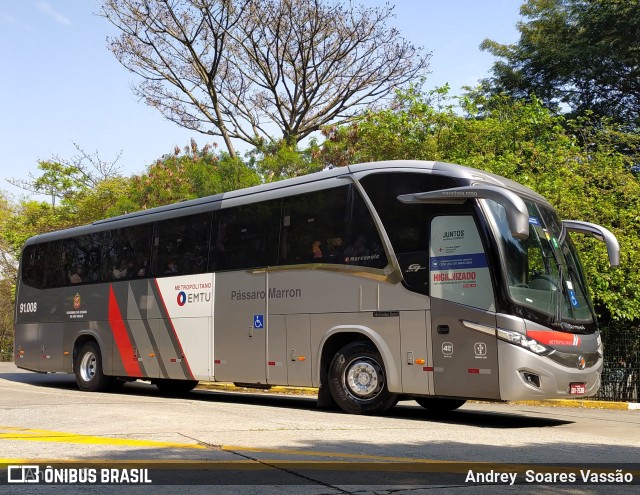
[79,351,97,383]
[344,357,384,400]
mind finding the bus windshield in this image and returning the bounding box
[485,199,594,329]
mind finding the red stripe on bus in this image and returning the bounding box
[527,330,581,346]
[154,279,195,380]
[108,285,142,377]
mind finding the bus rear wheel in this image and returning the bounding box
[415,397,466,413]
[328,341,398,415]
[155,379,199,395]
[75,341,111,392]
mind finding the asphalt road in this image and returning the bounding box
[1,362,638,494]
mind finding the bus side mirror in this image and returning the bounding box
[397,185,530,239]
[562,220,620,267]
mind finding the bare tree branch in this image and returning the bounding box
[101,0,431,151]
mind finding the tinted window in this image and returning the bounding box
[360,172,461,292]
[41,241,65,289]
[62,233,104,285]
[211,200,281,271]
[360,173,458,254]
[346,187,387,268]
[21,244,45,289]
[280,187,349,265]
[153,212,212,277]
[279,185,387,269]
[102,225,153,282]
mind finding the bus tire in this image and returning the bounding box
[415,397,466,413]
[75,341,111,392]
[155,379,199,395]
[328,341,398,415]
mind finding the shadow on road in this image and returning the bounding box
[0,364,572,429]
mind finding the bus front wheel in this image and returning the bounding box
[75,341,111,392]
[328,341,398,415]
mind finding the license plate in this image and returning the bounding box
[570,382,586,395]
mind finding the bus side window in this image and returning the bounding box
[360,172,460,293]
[346,187,388,269]
[62,233,103,285]
[101,225,152,282]
[211,200,281,272]
[279,185,387,269]
[21,244,45,289]
[152,212,212,277]
[42,241,65,289]
[280,186,349,265]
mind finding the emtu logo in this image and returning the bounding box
[176,291,212,306]
[177,291,187,307]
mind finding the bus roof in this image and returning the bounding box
[24,160,548,246]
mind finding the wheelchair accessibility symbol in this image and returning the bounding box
[253,314,264,329]
[568,289,579,308]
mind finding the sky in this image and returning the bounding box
[0,0,522,201]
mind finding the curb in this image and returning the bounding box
[195,382,639,410]
[509,399,640,411]
[197,382,317,396]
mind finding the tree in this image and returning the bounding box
[8,144,123,211]
[110,140,261,214]
[479,0,640,127]
[247,140,324,182]
[316,86,640,323]
[101,0,430,156]
[0,193,16,361]
[8,161,83,211]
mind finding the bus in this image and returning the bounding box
[14,160,620,414]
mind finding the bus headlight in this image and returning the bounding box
[497,328,552,355]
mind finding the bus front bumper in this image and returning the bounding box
[497,340,602,401]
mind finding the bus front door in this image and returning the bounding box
[429,215,500,400]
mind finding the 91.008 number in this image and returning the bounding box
[19,302,37,313]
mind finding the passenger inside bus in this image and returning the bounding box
[68,266,84,284]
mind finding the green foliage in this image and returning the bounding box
[248,140,325,182]
[318,86,640,323]
[111,141,261,214]
[480,0,640,127]
[3,201,70,253]
[0,192,16,361]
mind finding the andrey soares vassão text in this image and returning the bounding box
[465,469,634,485]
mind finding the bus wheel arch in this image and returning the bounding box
[74,338,111,392]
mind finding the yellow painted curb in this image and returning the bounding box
[509,399,630,410]
[196,382,638,410]
[196,382,317,395]
[0,426,204,449]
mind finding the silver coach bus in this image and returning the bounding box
[14,161,620,414]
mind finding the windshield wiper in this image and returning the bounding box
[552,262,566,326]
